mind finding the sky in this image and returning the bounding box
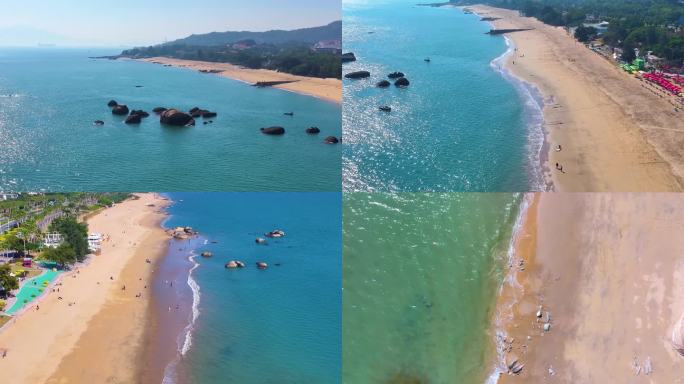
[0,0,341,47]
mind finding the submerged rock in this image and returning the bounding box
[344,71,370,79]
[379,106,391,112]
[112,104,129,115]
[93,120,105,126]
[341,52,356,63]
[306,127,321,134]
[160,109,195,126]
[201,251,213,258]
[152,107,167,114]
[394,77,410,87]
[255,237,267,244]
[256,262,268,269]
[124,114,141,124]
[376,80,391,88]
[225,260,245,268]
[324,136,339,144]
[130,109,149,118]
[387,72,405,79]
[107,100,118,107]
[260,126,285,135]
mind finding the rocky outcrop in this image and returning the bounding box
[107,100,118,107]
[202,111,217,118]
[306,127,321,134]
[394,77,410,87]
[260,126,285,135]
[225,260,246,268]
[324,136,339,144]
[201,251,213,258]
[125,114,141,124]
[130,110,149,118]
[379,106,391,112]
[112,105,129,115]
[341,52,357,63]
[255,237,267,244]
[345,71,371,79]
[160,109,195,126]
[256,262,268,269]
[153,107,167,114]
[387,72,405,79]
[265,230,285,238]
[93,120,105,126]
[376,80,391,88]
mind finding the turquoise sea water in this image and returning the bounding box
[0,48,341,192]
[5,269,61,315]
[159,193,341,384]
[343,193,520,383]
[342,1,543,192]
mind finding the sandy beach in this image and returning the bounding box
[0,193,170,384]
[493,193,684,383]
[472,5,684,192]
[140,57,342,104]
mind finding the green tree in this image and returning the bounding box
[0,264,18,297]
[49,217,89,261]
[42,244,77,269]
[575,25,598,43]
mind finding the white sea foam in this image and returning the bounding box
[181,252,201,355]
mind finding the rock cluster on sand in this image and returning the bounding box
[167,226,196,239]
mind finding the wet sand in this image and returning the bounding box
[494,193,684,382]
[140,57,342,104]
[0,193,170,384]
[472,5,684,192]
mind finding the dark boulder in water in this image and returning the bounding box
[324,136,339,144]
[376,80,391,88]
[130,109,149,118]
[341,52,357,63]
[379,106,391,112]
[394,77,410,87]
[107,100,118,107]
[260,126,285,135]
[345,71,370,79]
[256,262,268,269]
[201,111,217,118]
[153,107,167,114]
[306,127,321,134]
[124,114,141,124]
[160,109,195,126]
[112,104,129,115]
[93,120,105,126]
[388,72,405,79]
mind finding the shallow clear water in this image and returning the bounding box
[0,48,341,192]
[343,1,537,192]
[343,193,519,383]
[162,192,341,384]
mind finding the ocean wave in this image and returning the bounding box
[181,252,201,355]
[490,36,547,191]
[486,194,534,384]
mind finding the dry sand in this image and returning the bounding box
[140,57,342,103]
[472,5,684,192]
[494,193,684,383]
[0,193,170,384]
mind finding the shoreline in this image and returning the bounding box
[0,193,171,384]
[137,57,342,104]
[472,5,684,192]
[489,193,684,382]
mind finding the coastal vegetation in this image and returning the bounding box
[464,0,684,66]
[120,44,342,79]
[115,21,342,79]
[0,265,19,298]
[48,217,89,262]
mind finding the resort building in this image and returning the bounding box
[88,233,102,252]
[43,233,63,248]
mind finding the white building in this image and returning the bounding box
[43,233,63,248]
[88,233,102,252]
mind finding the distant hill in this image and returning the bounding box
[165,21,341,46]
